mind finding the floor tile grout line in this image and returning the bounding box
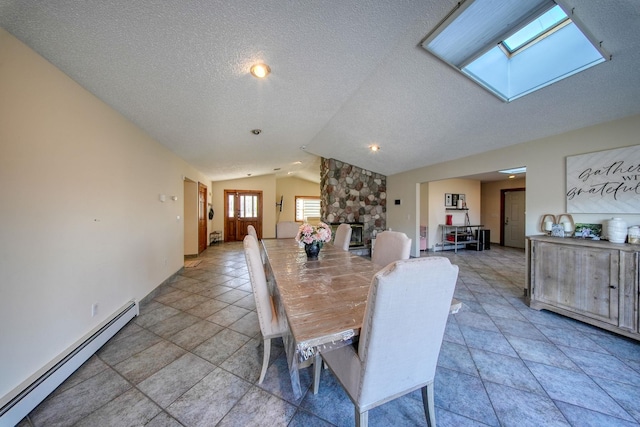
[26,244,640,426]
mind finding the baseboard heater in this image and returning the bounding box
[0,301,139,427]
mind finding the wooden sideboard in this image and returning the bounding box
[526,235,639,341]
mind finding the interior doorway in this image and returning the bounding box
[224,190,263,242]
[198,182,207,253]
[501,188,526,248]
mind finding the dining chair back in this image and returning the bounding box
[247,224,258,240]
[321,256,458,427]
[276,221,299,238]
[243,235,285,383]
[333,223,352,251]
[371,230,411,268]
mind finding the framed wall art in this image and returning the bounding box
[566,144,640,213]
[445,193,465,208]
[445,193,453,207]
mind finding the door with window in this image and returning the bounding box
[224,190,262,242]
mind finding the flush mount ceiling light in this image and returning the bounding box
[369,144,380,152]
[250,63,271,78]
[420,0,608,102]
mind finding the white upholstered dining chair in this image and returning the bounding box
[333,223,352,251]
[321,257,458,427]
[370,230,411,268]
[276,221,300,238]
[243,235,286,384]
[247,224,258,240]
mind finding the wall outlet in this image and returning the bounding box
[91,303,98,317]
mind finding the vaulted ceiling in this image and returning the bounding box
[2,0,639,183]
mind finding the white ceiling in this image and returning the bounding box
[2,0,639,183]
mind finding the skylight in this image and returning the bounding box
[498,167,526,174]
[420,0,609,102]
[501,5,568,54]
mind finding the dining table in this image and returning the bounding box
[261,238,462,400]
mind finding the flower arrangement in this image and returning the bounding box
[295,222,332,247]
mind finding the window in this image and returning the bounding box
[501,5,569,54]
[238,194,258,218]
[227,193,259,218]
[421,0,608,102]
[295,196,321,222]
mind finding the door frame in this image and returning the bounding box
[500,187,525,247]
[198,182,208,253]
[223,189,263,242]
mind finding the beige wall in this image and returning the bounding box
[419,183,429,229]
[481,178,526,244]
[211,175,277,239]
[426,179,481,250]
[209,176,318,240]
[388,115,640,257]
[276,177,321,222]
[0,29,211,402]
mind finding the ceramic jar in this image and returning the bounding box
[606,218,627,243]
[628,226,640,244]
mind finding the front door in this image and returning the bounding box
[198,182,207,253]
[502,189,525,248]
[224,190,262,242]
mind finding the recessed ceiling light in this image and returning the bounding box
[369,144,380,152]
[293,161,302,165]
[509,175,516,179]
[250,63,271,78]
[250,129,262,135]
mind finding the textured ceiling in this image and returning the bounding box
[1,0,639,183]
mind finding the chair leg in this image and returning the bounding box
[313,353,322,394]
[355,407,368,427]
[258,337,271,384]
[421,383,436,427]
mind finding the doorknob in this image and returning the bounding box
[505,217,509,225]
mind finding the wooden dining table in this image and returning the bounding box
[261,238,462,399]
[262,239,380,399]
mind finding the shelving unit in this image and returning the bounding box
[209,231,221,245]
[437,208,483,253]
[438,224,484,253]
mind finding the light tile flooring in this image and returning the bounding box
[19,243,640,426]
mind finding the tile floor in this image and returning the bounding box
[18,243,640,427]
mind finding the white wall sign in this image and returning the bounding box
[566,145,640,213]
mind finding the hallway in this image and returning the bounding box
[19,243,640,426]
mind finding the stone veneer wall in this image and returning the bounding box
[320,158,386,244]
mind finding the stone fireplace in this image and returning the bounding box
[330,222,364,248]
[320,158,386,246]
